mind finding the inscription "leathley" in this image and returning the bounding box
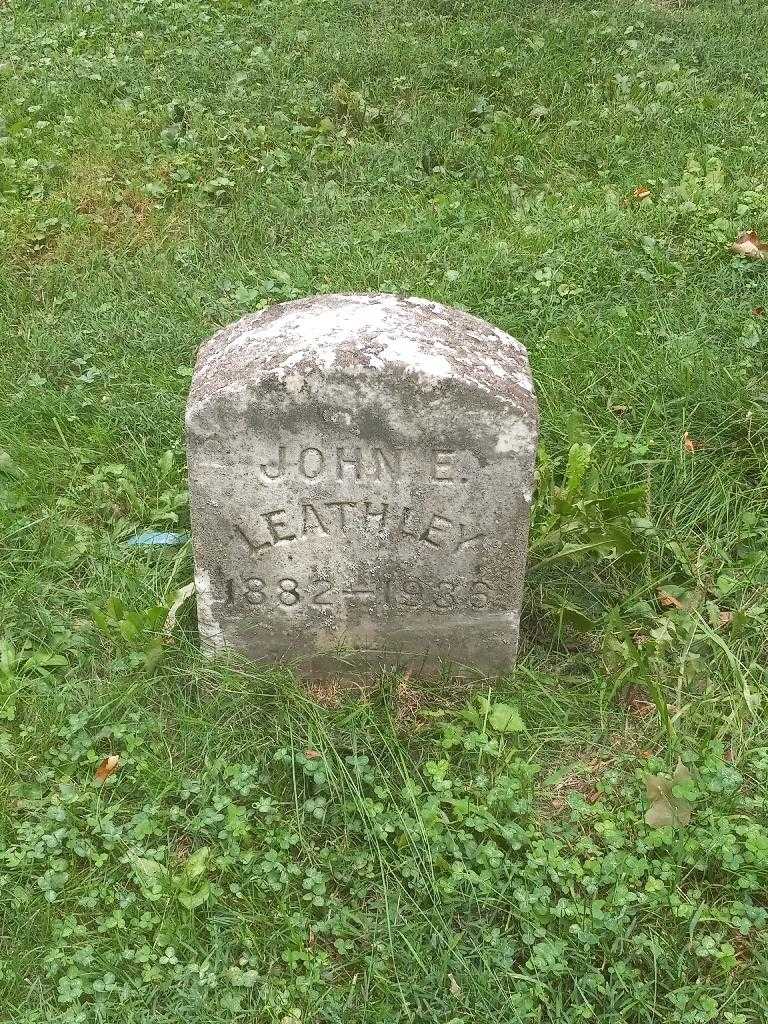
[258,445,462,483]
[233,500,485,557]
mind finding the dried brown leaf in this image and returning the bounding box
[730,230,768,259]
[173,834,192,862]
[547,757,608,814]
[94,754,120,783]
[624,685,656,717]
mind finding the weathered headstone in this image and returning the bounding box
[186,293,538,676]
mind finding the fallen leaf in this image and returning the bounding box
[657,589,684,610]
[730,230,768,259]
[173,834,192,861]
[624,685,656,717]
[632,186,652,201]
[644,760,693,829]
[94,754,120,783]
[682,432,697,453]
[731,932,752,963]
[547,757,608,812]
[162,581,196,638]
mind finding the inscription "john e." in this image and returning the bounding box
[258,445,460,484]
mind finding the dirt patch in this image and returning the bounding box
[303,669,478,725]
[72,166,159,247]
[305,677,347,709]
[548,756,607,812]
[9,157,179,268]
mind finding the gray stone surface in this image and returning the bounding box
[186,293,538,676]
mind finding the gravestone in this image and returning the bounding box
[185,293,538,676]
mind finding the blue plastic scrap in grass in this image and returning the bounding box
[125,531,189,548]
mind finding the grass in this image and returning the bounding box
[1,0,768,1020]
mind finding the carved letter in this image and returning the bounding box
[260,445,286,480]
[398,507,418,541]
[233,522,271,557]
[430,450,455,482]
[298,447,325,479]
[324,500,358,532]
[336,446,363,480]
[455,522,485,552]
[261,508,296,544]
[419,514,453,547]
[301,503,330,536]
[372,448,401,480]
[364,501,388,532]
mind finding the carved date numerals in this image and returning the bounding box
[227,576,303,607]
[223,574,494,612]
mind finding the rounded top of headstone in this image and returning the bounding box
[189,292,535,409]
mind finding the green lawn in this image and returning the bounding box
[2,0,768,1020]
